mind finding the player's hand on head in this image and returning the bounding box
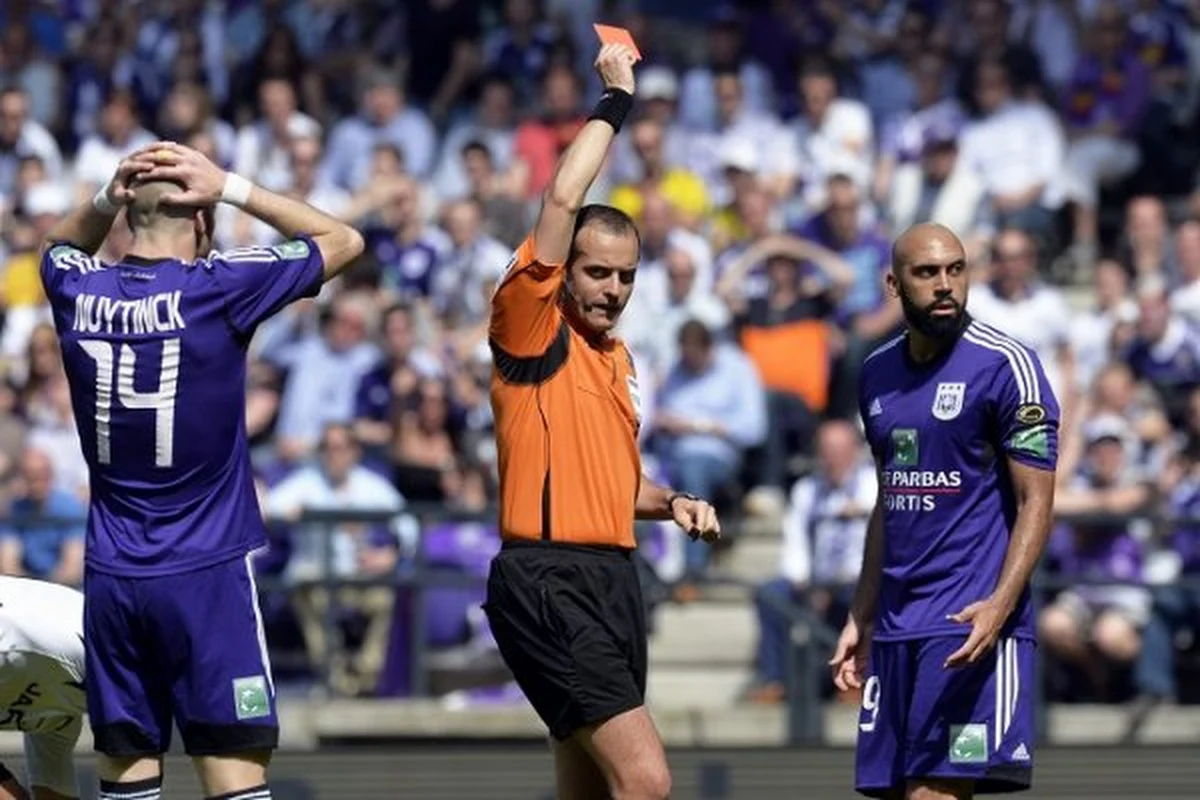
[944,597,1008,668]
[671,495,720,543]
[101,142,173,207]
[594,42,636,95]
[136,140,228,207]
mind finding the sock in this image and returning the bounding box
[99,775,162,800]
[208,785,271,800]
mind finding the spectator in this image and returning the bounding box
[652,319,766,591]
[0,20,61,130]
[266,423,407,697]
[322,65,438,190]
[608,116,710,230]
[874,50,965,204]
[354,176,450,301]
[1070,259,1137,395]
[622,231,730,377]
[432,75,520,202]
[608,65,693,187]
[697,70,795,205]
[353,303,443,458]
[1059,2,1150,267]
[1041,415,1152,700]
[886,125,990,255]
[1170,220,1200,324]
[235,135,349,248]
[512,63,585,199]
[0,448,84,586]
[232,77,322,193]
[392,377,463,505]
[432,198,512,327]
[267,293,382,463]
[483,0,561,108]
[1121,276,1200,427]
[71,89,155,199]
[725,237,847,508]
[1119,195,1175,282]
[460,140,529,248]
[958,58,1065,241]
[678,7,774,133]
[790,57,874,217]
[967,228,1077,412]
[1132,392,1200,711]
[747,420,875,704]
[0,86,62,202]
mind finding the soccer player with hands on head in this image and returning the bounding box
[38,139,363,800]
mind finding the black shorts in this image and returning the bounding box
[483,539,648,741]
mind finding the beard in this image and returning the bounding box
[898,284,966,339]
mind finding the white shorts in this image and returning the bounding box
[23,716,81,797]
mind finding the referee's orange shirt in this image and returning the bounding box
[489,233,642,550]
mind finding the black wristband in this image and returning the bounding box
[0,762,14,784]
[589,88,634,133]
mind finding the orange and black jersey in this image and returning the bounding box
[489,233,642,550]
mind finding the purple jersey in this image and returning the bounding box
[40,238,324,576]
[859,318,1059,642]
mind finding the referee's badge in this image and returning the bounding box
[626,374,642,425]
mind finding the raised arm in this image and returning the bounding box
[140,142,364,281]
[533,44,637,267]
[490,45,637,357]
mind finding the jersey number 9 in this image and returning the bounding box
[78,338,180,468]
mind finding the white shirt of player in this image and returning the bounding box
[968,281,1073,403]
[0,576,85,735]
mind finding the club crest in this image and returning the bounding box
[932,382,966,421]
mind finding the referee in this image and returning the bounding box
[484,43,721,800]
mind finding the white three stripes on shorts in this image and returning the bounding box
[994,638,1019,752]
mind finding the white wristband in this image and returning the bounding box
[220,173,253,207]
[92,186,118,215]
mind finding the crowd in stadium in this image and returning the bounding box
[3,0,1200,719]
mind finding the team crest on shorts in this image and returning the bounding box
[932,382,966,421]
[232,675,270,720]
[949,723,988,764]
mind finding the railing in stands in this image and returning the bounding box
[9,505,1200,746]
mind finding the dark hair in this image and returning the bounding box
[799,55,838,83]
[460,139,492,162]
[678,319,714,348]
[571,204,640,249]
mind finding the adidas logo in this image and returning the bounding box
[1011,743,1030,761]
[868,398,883,417]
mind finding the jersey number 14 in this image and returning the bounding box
[78,339,180,468]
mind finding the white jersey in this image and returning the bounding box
[0,576,85,734]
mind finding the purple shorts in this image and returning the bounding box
[855,636,1035,797]
[83,555,278,757]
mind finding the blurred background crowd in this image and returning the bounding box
[5,0,1200,723]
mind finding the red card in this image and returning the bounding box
[593,24,642,61]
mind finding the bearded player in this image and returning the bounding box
[831,223,1059,799]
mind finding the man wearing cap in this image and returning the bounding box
[886,124,989,245]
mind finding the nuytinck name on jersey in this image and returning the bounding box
[72,291,187,335]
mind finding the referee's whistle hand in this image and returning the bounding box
[672,497,721,543]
